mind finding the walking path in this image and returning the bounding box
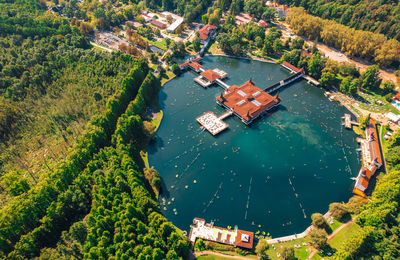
[267,212,332,244]
[307,218,355,259]
[192,250,254,260]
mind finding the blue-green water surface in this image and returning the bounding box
[148,56,361,237]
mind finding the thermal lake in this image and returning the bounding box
[148,55,361,237]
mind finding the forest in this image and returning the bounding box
[277,0,400,41]
[286,7,400,68]
[0,0,189,259]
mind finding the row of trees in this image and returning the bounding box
[277,0,400,41]
[287,7,400,68]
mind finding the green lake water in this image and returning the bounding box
[148,55,361,237]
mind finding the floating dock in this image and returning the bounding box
[342,113,360,129]
[196,111,233,135]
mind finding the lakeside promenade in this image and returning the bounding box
[266,212,332,244]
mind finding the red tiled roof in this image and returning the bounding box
[201,69,221,82]
[394,92,400,101]
[301,51,312,57]
[366,118,382,166]
[282,61,304,73]
[234,230,254,249]
[217,79,280,122]
[150,20,166,29]
[199,24,217,41]
[258,20,267,27]
[179,57,203,68]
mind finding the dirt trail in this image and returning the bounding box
[192,250,254,260]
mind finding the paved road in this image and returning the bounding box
[276,22,398,88]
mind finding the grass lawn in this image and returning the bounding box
[357,91,399,114]
[330,222,362,250]
[327,217,346,232]
[144,38,168,50]
[264,238,310,260]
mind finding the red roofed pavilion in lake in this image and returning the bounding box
[200,69,222,82]
[217,78,280,124]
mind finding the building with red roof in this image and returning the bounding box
[393,92,400,101]
[189,218,254,250]
[354,118,383,195]
[282,61,305,73]
[150,20,167,29]
[258,20,268,28]
[179,57,204,72]
[217,79,280,124]
[199,24,217,44]
[201,69,222,82]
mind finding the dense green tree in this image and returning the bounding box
[278,244,295,260]
[193,37,201,52]
[255,239,268,257]
[311,213,326,229]
[360,65,382,91]
[308,229,328,249]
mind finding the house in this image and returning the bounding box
[235,13,253,25]
[150,20,167,29]
[393,92,400,101]
[139,13,152,23]
[386,112,400,124]
[257,20,268,28]
[199,24,217,44]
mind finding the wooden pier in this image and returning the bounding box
[342,114,360,129]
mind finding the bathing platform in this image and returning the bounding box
[196,111,233,135]
[342,114,360,129]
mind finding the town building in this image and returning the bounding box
[257,19,268,28]
[150,20,167,29]
[393,92,400,101]
[354,118,383,195]
[139,13,152,23]
[216,78,281,124]
[386,112,400,124]
[166,16,184,33]
[199,24,217,44]
[234,13,253,25]
[189,218,254,249]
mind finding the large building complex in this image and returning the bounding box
[216,79,281,124]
